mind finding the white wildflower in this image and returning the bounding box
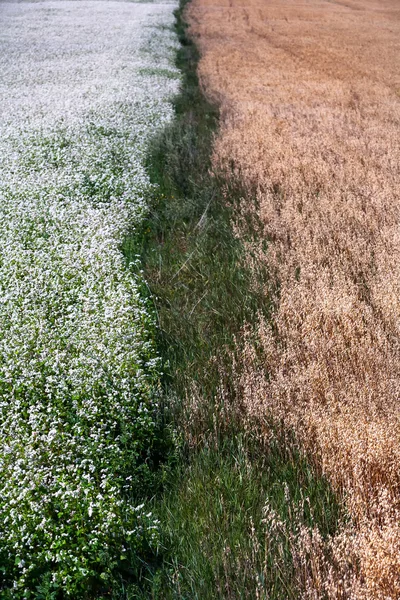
[0,0,179,595]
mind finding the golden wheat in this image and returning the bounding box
[188,0,400,595]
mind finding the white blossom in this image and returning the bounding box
[0,0,179,595]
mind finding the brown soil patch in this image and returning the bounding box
[188,0,400,597]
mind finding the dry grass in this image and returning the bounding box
[188,0,400,596]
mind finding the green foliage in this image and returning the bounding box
[125,5,269,397]
[0,9,179,594]
[0,119,164,600]
[119,1,344,598]
[128,434,340,600]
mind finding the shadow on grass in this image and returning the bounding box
[119,1,343,598]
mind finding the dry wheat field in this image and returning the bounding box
[188,0,400,597]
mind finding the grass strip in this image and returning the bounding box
[121,1,343,598]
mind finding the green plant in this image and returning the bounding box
[119,1,343,598]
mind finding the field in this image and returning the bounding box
[188,0,400,597]
[0,1,179,596]
[2,0,400,597]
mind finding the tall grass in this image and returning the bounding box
[122,2,343,598]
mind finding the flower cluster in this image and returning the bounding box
[0,1,179,596]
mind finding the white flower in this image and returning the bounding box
[0,0,179,593]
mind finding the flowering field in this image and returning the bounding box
[0,0,179,595]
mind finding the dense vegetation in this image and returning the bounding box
[1,0,359,597]
[0,2,178,597]
[122,2,342,597]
